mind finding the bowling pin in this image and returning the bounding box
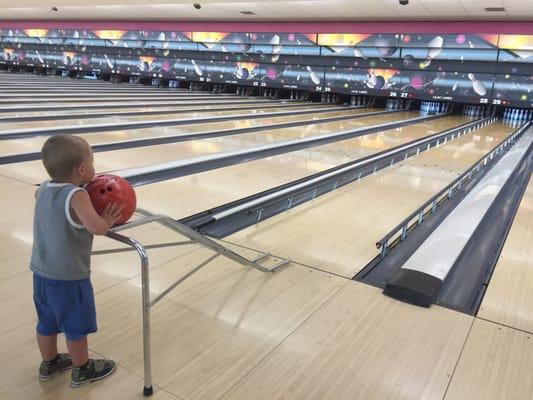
[191,59,203,76]
[427,36,444,59]
[306,65,321,85]
[468,73,487,96]
[104,54,113,69]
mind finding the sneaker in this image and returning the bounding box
[39,353,73,381]
[70,359,117,388]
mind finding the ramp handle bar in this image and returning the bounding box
[97,208,289,396]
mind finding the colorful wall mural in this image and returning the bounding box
[0,28,532,107]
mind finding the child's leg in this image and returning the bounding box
[36,332,74,382]
[66,336,89,367]
[36,333,59,361]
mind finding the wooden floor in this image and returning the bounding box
[1,76,532,399]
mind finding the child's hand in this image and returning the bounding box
[101,203,124,228]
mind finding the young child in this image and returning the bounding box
[31,134,123,387]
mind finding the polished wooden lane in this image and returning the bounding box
[134,116,468,219]
[225,122,515,277]
[0,99,292,118]
[477,176,533,333]
[0,110,409,184]
[0,95,247,104]
[0,94,243,103]
[0,108,368,162]
[0,98,272,114]
[0,103,330,133]
[0,86,180,92]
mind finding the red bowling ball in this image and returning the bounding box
[85,174,136,226]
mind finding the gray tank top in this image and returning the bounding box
[30,181,94,280]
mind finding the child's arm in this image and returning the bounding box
[70,190,123,235]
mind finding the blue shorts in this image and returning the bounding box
[33,274,97,341]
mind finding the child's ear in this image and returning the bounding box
[78,162,86,175]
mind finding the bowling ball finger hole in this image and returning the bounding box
[99,189,105,194]
[107,186,113,191]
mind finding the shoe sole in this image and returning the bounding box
[70,364,117,388]
[39,365,74,382]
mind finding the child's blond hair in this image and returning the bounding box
[41,135,91,181]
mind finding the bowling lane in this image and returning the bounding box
[477,175,533,333]
[0,99,288,117]
[0,103,331,133]
[0,95,242,104]
[0,91,233,99]
[0,111,414,184]
[0,106,372,156]
[223,122,515,278]
[0,85,175,92]
[131,115,468,218]
[0,79,117,87]
[0,83,170,91]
